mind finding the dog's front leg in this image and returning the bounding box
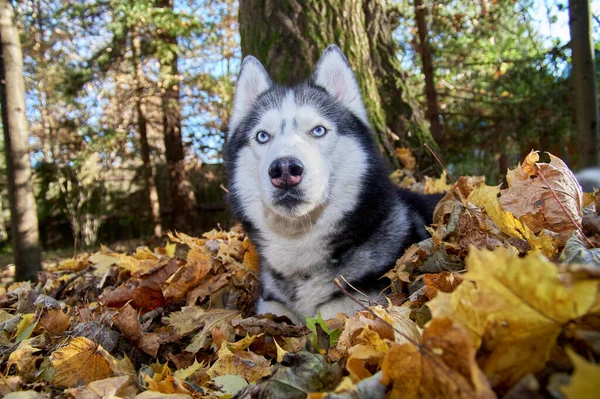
[257,296,303,325]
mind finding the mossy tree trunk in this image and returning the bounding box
[0,0,42,280]
[239,0,433,167]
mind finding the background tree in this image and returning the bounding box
[238,0,434,168]
[0,0,41,279]
[569,0,599,168]
[157,0,198,232]
[414,0,442,143]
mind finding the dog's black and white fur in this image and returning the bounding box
[224,45,440,323]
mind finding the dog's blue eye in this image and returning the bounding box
[311,125,327,138]
[256,131,271,144]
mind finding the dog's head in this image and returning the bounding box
[225,45,373,225]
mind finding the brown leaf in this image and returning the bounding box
[186,272,232,306]
[208,343,271,384]
[163,252,212,303]
[39,308,70,336]
[500,151,583,238]
[380,318,495,399]
[66,375,138,399]
[50,337,113,388]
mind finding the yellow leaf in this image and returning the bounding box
[427,247,599,390]
[14,314,36,343]
[467,185,557,257]
[274,338,288,363]
[134,247,159,260]
[89,248,119,276]
[65,375,138,398]
[561,348,600,399]
[424,171,452,194]
[50,337,112,388]
[7,339,41,374]
[380,318,494,399]
[227,334,261,352]
[173,359,204,382]
[144,363,189,394]
[165,242,176,258]
[208,344,271,384]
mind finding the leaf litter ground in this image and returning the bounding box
[1,150,600,399]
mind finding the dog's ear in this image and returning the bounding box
[229,56,271,137]
[314,45,368,125]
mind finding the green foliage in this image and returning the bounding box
[306,312,342,351]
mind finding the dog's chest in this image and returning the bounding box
[260,228,332,275]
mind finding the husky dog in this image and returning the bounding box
[225,45,441,323]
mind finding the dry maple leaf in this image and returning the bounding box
[468,185,558,257]
[39,307,70,335]
[561,348,600,399]
[65,375,139,399]
[50,337,114,388]
[500,151,583,237]
[7,339,42,375]
[162,251,212,303]
[165,306,240,353]
[144,363,190,395]
[427,247,599,392]
[208,342,272,384]
[380,318,495,399]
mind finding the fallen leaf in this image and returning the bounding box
[233,351,341,398]
[166,307,240,353]
[163,252,212,303]
[380,318,495,399]
[39,307,70,335]
[144,363,190,394]
[7,339,42,375]
[50,337,113,388]
[561,348,600,399]
[208,343,271,383]
[425,171,452,194]
[427,247,599,390]
[501,151,583,237]
[66,375,138,399]
[468,185,558,257]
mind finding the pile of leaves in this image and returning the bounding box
[1,151,599,398]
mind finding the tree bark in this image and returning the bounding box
[239,0,433,167]
[414,0,442,143]
[0,0,42,280]
[157,0,197,232]
[132,24,163,238]
[569,0,599,167]
[0,194,7,242]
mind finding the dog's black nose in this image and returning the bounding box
[269,157,304,188]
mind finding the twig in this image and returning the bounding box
[424,143,471,208]
[53,266,93,299]
[534,164,597,248]
[339,275,382,307]
[333,278,420,347]
[424,143,457,187]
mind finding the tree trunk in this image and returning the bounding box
[0,0,42,280]
[239,0,433,168]
[569,0,599,168]
[414,0,442,143]
[157,0,197,232]
[132,25,163,238]
[0,194,7,242]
